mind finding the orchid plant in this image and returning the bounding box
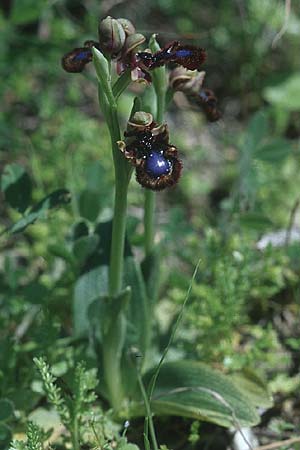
[57,15,270,449]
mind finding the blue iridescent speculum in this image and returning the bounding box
[145,151,172,178]
[175,49,192,58]
[74,50,91,61]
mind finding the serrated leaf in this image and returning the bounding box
[133,361,260,428]
[230,369,273,408]
[8,189,71,234]
[1,163,32,213]
[254,138,292,162]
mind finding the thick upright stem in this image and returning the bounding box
[96,74,130,409]
[109,141,129,297]
[143,36,166,257]
[144,190,156,255]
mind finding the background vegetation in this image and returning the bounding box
[1,1,300,449]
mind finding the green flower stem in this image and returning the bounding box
[100,93,129,409]
[108,107,130,298]
[71,416,79,450]
[144,190,156,255]
[102,310,126,410]
[144,36,166,256]
[93,48,131,409]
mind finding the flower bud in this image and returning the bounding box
[117,18,136,36]
[98,16,126,57]
[128,111,153,129]
[122,33,146,57]
[169,67,206,95]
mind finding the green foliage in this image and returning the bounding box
[8,189,71,234]
[140,361,260,427]
[33,357,98,449]
[9,422,44,450]
[1,0,300,448]
[1,164,32,213]
[264,74,300,112]
[33,357,70,425]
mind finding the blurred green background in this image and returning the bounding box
[1,0,300,448]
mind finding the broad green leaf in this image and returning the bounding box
[264,74,300,111]
[73,265,108,337]
[134,361,260,428]
[0,399,14,422]
[73,221,133,336]
[253,138,292,162]
[8,189,71,234]
[1,163,32,213]
[230,369,273,408]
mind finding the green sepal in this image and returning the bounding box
[92,47,110,88]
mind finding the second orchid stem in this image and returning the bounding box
[144,35,166,256]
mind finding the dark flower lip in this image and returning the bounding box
[136,157,182,191]
[194,88,221,122]
[137,41,206,71]
[119,113,182,191]
[61,40,99,73]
